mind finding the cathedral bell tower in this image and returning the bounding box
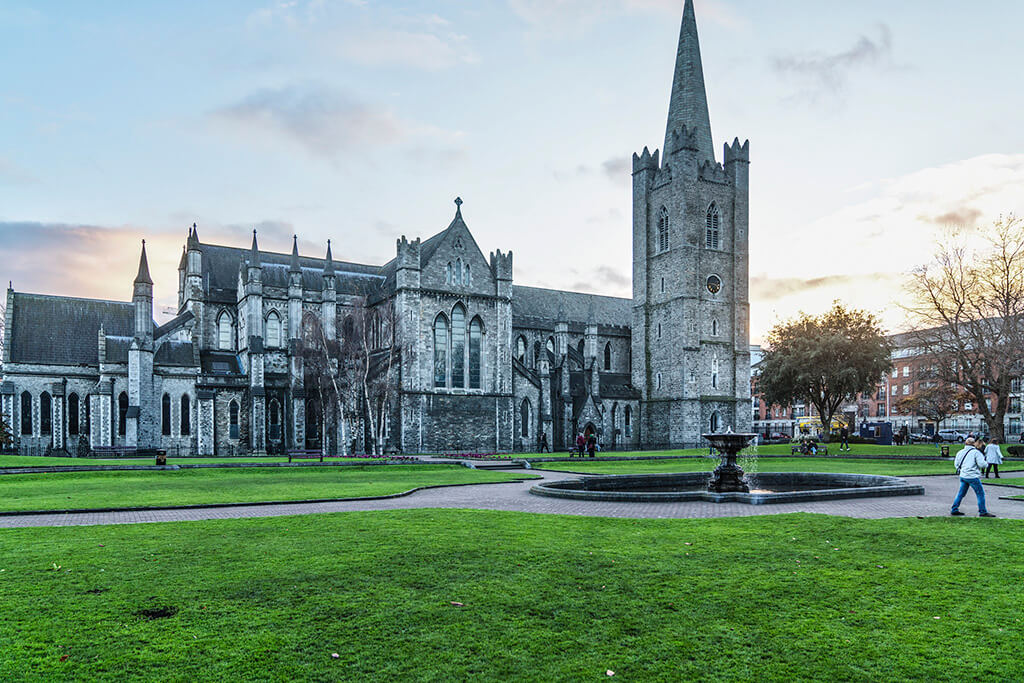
[631,0,751,447]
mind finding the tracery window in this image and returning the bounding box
[218,311,233,350]
[706,203,720,250]
[604,342,612,371]
[161,394,171,436]
[180,394,191,436]
[40,392,51,435]
[20,391,31,435]
[520,399,531,438]
[451,304,466,387]
[434,315,448,388]
[229,400,239,440]
[624,406,632,438]
[118,392,128,437]
[68,393,80,436]
[266,311,281,348]
[516,336,526,363]
[469,317,482,389]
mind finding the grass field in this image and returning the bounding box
[523,442,1022,458]
[531,456,1024,477]
[0,510,1021,681]
[0,465,535,512]
[0,455,395,468]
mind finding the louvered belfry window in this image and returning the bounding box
[706,204,720,250]
[658,207,669,253]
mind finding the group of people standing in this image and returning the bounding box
[574,432,598,457]
[950,436,1003,517]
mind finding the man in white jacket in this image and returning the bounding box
[951,437,996,517]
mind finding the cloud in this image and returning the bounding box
[601,156,631,180]
[595,265,629,288]
[212,84,406,158]
[336,29,477,70]
[922,207,983,227]
[771,24,893,98]
[508,0,745,37]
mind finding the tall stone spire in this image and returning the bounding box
[664,0,715,163]
[289,235,301,274]
[134,239,153,285]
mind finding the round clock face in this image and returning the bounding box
[706,274,722,295]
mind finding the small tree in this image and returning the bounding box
[757,302,892,442]
[905,215,1024,442]
[0,415,12,451]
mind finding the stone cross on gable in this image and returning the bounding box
[454,197,463,208]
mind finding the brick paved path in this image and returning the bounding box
[2,467,1023,528]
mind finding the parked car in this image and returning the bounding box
[937,429,968,442]
[909,432,934,443]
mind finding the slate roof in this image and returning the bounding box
[200,351,243,376]
[600,373,641,399]
[155,341,197,367]
[104,336,132,364]
[9,293,136,366]
[198,243,386,303]
[511,286,631,328]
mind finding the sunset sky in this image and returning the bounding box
[2,0,1023,342]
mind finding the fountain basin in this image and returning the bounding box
[530,472,924,505]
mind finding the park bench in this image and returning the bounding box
[791,443,828,456]
[288,449,324,463]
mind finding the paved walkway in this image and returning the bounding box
[2,467,1023,528]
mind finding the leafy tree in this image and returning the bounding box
[0,415,12,450]
[905,215,1024,441]
[757,302,892,442]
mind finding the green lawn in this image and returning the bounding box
[0,455,391,468]
[523,443,1022,458]
[531,456,1024,477]
[0,511,1021,681]
[0,465,534,512]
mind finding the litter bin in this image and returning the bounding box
[940,445,950,458]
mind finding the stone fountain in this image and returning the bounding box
[704,428,757,493]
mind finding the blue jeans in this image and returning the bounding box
[951,477,987,514]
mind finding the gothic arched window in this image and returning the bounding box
[658,206,669,253]
[706,203,720,250]
[451,304,466,388]
[624,405,632,438]
[446,262,453,285]
[40,392,51,435]
[218,311,233,350]
[712,319,719,336]
[547,337,555,355]
[68,393,80,436]
[229,400,240,440]
[455,259,463,287]
[20,391,32,435]
[469,317,483,389]
[464,264,471,286]
[433,315,448,388]
[118,392,128,437]
[577,339,585,356]
[710,411,720,433]
[516,336,526,363]
[269,399,281,440]
[604,342,612,371]
[520,399,531,438]
[161,394,171,436]
[266,311,281,348]
[180,394,191,436]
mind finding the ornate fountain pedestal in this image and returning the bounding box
[704,431,757,494]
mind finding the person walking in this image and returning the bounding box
[951,437,996,517]
[586,433,597,458]
[575,433,585,457]
[984,437,1003,478]
[839,425,850,452]
[539,432,549,453]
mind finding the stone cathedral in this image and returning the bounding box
[0,0,751,456]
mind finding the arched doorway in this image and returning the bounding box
[710,411,720,433]
[584,422,597,438]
